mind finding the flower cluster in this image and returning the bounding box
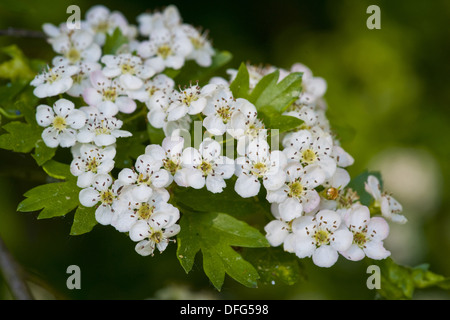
[30,5,406,266]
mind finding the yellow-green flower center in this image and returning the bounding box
[52,116,67,131]
[120,63,135,74]
[100,190,114,205]
[302,149,317,164]
[137,203,154,220]
[288,181,304,198]
[157,45,172,59]
[66,47,81,63]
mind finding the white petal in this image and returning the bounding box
[129,220,150,242]
[79,188,99,207]
[363,241,391,260]
[312,245,339,268]
[340,244,365,261]
[278,198,303,221]
[206,175,226,193]
[264,220,289,247]
[330,228,353,252]
[234,174,260,198]
[294,235,316,259]
[95,205,114,225]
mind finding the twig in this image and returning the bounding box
[0,236,33,300]
[0,28,45,39]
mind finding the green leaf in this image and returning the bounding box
[229,62,250,99]
[172,50,233,86]
[375,258,450,299]
[0,121,41,153]
[250,71,303,113]
[0,45,35,80]
[258,109,304,133]
[32,139,56,166]
[17,161,79,219]
[70,205,98,236]
[177,211,269,290]
[243,247,305,286]
[347,170,383,206]
[102,28,129,55]
[173,179,271,218]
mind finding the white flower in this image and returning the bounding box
[283,129,336,179]
[127,74,175,103]
[145,136,185,182]
[290,63,327,105]
[84,5,137,46]
[138,27,193,73]
[283,104,318,128]
[264,219,290,247]
[78,174,123,226]
[70,143,116,188]
[77,109,132,146]
[48,29,101,65]
[111,188,178,233]
[235,139,287,198]
[289,210,353,268]
[181,24,214,67]
[168,83,216,121]
[129,215,181,256]
[267,163,325,221]
[83,70,137,116]
[227,98,266,155]
[137,5,181,36]
[101,53,155,90]
[339,205,391,261]
[175,138,235,193]
[36,99,86,148]
[365,175,407,224]
[202,85,237,135]
[117,154,170,202]
[31,64,79,98]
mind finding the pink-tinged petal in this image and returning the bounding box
[365,175,382,200]
[90,70,111,88]
[83,87,103,106]
[115,96,137,114]
[234,174,260,198]
[312,245,338,268]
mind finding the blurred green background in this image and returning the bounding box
[0,0,449,299]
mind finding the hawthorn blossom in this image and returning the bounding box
[283,128,336,179]
[101,53,155,90]
[36,99,86,148]
[129,214,181,256]
[31,64,79,98]
[365,175,407,224]
[70,143,116,188]
[202,85,237,135]
[77,109,132,147]
[83,70,136,116]
[137,5,182,36]
[127,74,175,103]
[78,174,124,225]
[339,205,391,261]
[168,83,217,120]
[266,163,325,221]
[83,5,137,46]
[287,210,353,268]
[181,24,214,67]
[175,138,235,192]
[117,154,170,202]
[111,188,178,233]
[138,27,193,73]
[235,139,287,198]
